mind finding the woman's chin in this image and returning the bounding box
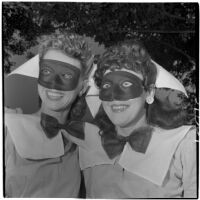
[44,103,69,112]
[109,117,128,127]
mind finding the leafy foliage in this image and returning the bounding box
[3,2,198,124]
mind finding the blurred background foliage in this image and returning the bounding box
[2,2,198,124]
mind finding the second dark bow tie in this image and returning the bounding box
[101,126,153,159]
[40,113,85,139]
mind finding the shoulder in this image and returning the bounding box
[5,113,32,129]
[5,113,36,143]
[5,113,65,160]
[5,113,27,141]
[179,126,196,147]
[5,113,24,146]
[5,112,22,121]
[5,126,15,154]
[175,126,197,159]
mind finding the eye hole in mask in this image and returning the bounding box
[99,71,144,101]
[122,81,133,87]
[102,81,133,89]
[63,73,73,79]
[41,68,51,75]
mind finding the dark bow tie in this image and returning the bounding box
[40,113,85,140]
[101,126,153,159]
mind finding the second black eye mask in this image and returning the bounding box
[99,71,143,101]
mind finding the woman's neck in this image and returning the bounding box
[36,104,70,124]
[116,112,148,137]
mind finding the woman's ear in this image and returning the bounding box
[146,84,155,104]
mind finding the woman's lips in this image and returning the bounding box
[111,104,130,113]
[46,90,64,100]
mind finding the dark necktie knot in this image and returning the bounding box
[119,135,129,143]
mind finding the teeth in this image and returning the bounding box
[46,91,64,100]
[111,105,129,113]
[47,92,63,97]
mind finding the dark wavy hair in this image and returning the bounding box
[93,40,188,137]
[95,40,157,91]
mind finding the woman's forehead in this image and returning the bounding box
[104,68,143,81]
[43,49,82,71]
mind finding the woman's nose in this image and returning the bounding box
[112,84,123,101]
[53,74,63,85]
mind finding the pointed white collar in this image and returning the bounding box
[78,123,192,186]
[5,113,65,159]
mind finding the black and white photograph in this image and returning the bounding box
[3,1,198,198]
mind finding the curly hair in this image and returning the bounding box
[38,30,93,76]
[94,40,157,91]
[93,40,188,137]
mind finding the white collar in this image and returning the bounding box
[118,125,192,186]
[78,123,192,186]
[5,113,64,159]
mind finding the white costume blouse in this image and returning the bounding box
[5,113,81,198]
[63,123,197,198]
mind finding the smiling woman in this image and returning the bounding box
[4,31,93,197]
[89,40,196,198]
[38,50,82,113]
[59,39,196,198]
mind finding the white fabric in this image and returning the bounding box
[88,63,97,81]
[118,125,192,185]
[9,55,39,78]
[104,68,144,80]
[43,49,82,68]
[79,123,115,169]
[83,128,196,198]
[5,114,81,197]
[61,123,115,169]
[85,78,101,117]
[78,123,192,186]
[85,95,101,118]
[85,64,101,117]
[152,60,187,96]
[5,113,65,159]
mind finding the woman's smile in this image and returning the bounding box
[111,104,130,113]
[46,90,64,101]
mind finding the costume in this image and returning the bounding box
[4,52,84,197]
[61,59,197,198]
[62,121,196,198]
[5,113,80,197]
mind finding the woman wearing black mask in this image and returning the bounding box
[5,31,93,197]
[61,40,196,198]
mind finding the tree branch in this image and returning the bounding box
[133,30,195,34]
[161,4,186,21]
[156,40,195,63]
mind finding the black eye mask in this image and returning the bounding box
[99,71,144,101]
[38,59,81,91]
